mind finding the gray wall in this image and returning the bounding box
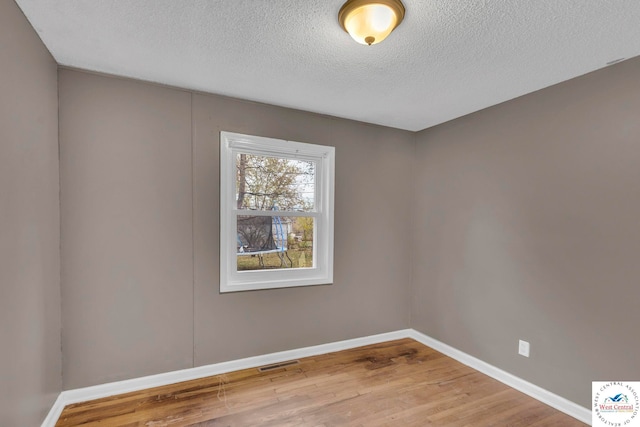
[0,1,61,426]
[59,71,194,389]
[412,56,640,408]
[58,69,414,389]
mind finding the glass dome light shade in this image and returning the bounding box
[339,0,405,45]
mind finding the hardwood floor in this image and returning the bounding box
[55,339,586,426]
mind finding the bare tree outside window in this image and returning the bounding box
[236,154,314,211]
[236,153,316,270]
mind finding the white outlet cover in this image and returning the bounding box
[519,340,530,357]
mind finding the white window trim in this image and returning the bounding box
[220,131,335,293]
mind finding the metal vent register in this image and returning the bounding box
[258,360,300,372]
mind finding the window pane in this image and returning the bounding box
[236,153,315,212]
[237,215,314,271]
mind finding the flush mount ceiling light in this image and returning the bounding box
[338,0,405,46]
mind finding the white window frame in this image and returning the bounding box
[220,131,335,293]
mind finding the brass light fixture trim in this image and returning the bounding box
[338,0,406,46]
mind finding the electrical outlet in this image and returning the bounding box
[518,340,530,357]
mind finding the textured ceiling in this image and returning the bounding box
[15,0,640,131]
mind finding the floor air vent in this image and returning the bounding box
[258,360,300,372]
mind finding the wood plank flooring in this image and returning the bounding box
[55,339,587,426]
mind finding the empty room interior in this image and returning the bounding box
[2,0,640,425]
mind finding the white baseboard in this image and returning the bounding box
[42,328,591,426]
[408,330,592,425]
[40,393,65,427]
[41,329,411,427]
